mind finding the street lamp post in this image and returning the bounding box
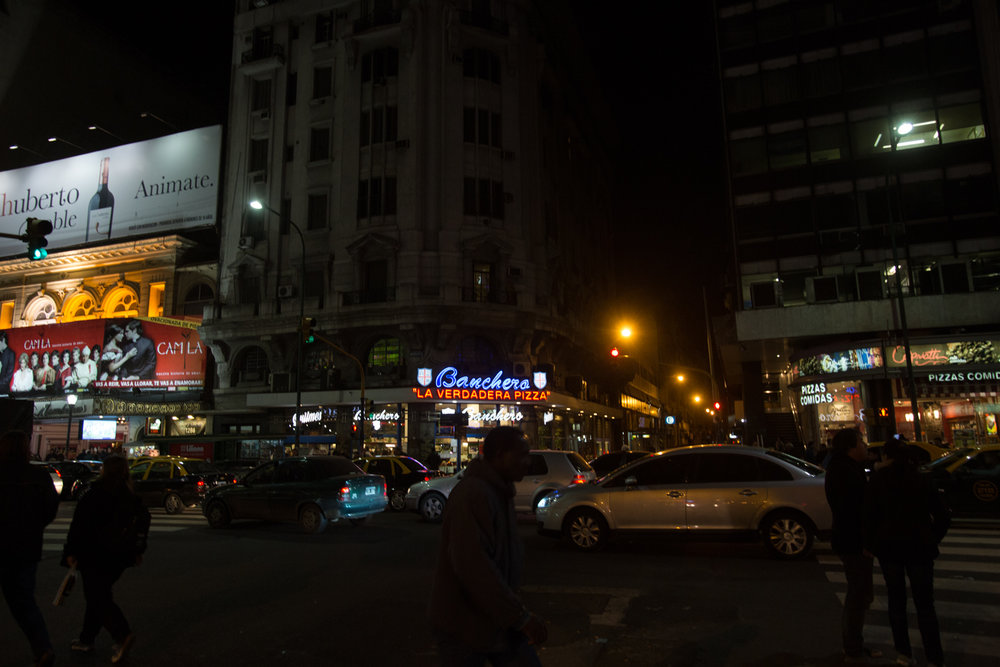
[250,199,306,456]
[65,394,78,455]
[887,123,922,441]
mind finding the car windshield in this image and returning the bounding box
[921,448,974,472]
[765,450,824,476]
[310,458,363,479]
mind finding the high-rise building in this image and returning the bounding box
[199,0,657,461]
[715,0,1000,449]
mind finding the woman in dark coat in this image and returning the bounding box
[64,456,150,664]
[864,437,951,667]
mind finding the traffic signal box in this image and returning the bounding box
[300,317,316,344]
[25,217,52,260]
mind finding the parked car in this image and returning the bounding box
[588,450,652,478]
[49,460,100,499]
[536,445,832,559]
[922,445,1000,517]
[405,450,597,522]
[202,456,387,533]
[75,459,105,474]
[129,457,233,514]
[354,455,440,511]
[866,439,950,468]
[31,461,63,496]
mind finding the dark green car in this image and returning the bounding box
[202,456,387,533]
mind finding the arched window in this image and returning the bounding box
[183,283,215,317]
[23,296,57,325]
[103,287,139,318]
[366,337,402,370]
[233,345,269,386]
[62,292,98,322]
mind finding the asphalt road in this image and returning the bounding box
[2,504,997,666]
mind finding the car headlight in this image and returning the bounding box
[536,493,556,510]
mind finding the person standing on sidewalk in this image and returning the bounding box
[429,426,547,665]
[864,436,950,667]
[0,431,59,667]
[825,427,881,663]
[63,455,150,664]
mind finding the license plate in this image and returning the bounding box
[365,487,376,496]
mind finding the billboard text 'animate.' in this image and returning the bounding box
[0,126,221,257]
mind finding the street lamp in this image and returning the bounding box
[249,199,306,455]
[887,122,922,441]
[65,394,78,455]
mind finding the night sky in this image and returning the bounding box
[0,0,727,367]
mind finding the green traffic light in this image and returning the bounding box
[30,247,47,260]
[305,334,315,344]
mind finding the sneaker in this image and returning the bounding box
[70,639,94,653]
[111,633,135,664]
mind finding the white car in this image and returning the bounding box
[32,461,64,496]
[536,445,832,559]
[405,449,596,522]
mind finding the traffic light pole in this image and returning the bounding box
[310,331,366,458]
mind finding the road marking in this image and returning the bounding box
[836,593,1000,622]
[521,585,642,627]
[862,624,998,659]
[825,571,1000,594]
[817,555,1000,575]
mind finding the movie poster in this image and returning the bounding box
[0,317,205,394]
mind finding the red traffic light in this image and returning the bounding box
[713,401,722,411]
[610,347,619,358]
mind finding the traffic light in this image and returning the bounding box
[300,317,316,344]
[713,401,722,411]
[25,217,52,260]
[610,346,620,358]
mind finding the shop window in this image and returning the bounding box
[313,65,332,99]
[147,282,165,318]
[809,123,850,163]
[183,283,214,318]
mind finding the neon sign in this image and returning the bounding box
[412,366,551,403]
[464,407,524,423]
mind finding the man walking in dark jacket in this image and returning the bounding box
[429,426,547,665]
[824,427,880,662]
[0,430,59,667]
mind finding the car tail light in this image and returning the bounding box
[197,480,206,489]
[422,475,431,482]
[383,481,388,497]
[340,485,350,501]
[53,468,62,478]
[570,474,586,485]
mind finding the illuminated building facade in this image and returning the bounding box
[715,0,1000,448]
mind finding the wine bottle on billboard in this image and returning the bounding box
[86,157,115,242]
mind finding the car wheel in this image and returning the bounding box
[419,492,446,523]
[299,504,328,534]
[389,489,407,512]
[205,501,231,528]
[164,493,185,515]
[532,491,553,514]
[564,508,608,551]
[762,510,814,559]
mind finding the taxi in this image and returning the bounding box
[922,445,1000,517]
[866,439,950,467]
[354,455,440,511]
[129,457,233,514]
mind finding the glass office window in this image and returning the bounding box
[809,124,850,163]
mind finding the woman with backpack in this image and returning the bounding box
[63,455,150,664]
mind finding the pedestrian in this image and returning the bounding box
[63,455,150,664]
[425,448,442,471]
[824,427,881,663]
[0,430,59,667]
[864,437,950,667]
[429,426,547,665]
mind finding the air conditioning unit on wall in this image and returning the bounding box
[238,236,255,250]
[277,284,295,298]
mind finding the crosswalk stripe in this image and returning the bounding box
[860,624,997,659]
[817,555,1000,575]
[836,592,1000,622]
[825,571,1000,594]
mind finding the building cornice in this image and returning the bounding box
[0,236,199,276]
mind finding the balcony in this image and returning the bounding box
[458,11,509,35]
[239,43,285,75]
[353,9,401,34]
[342,287,397,306]
[461,287,516,305]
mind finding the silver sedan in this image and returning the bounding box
[536,445,831,558]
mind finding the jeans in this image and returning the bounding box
[0,560,53,659]
[80,564,131,644]
[436,629,542,667]
[840,553,874,657]
[879,557,944,665]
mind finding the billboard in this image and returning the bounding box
[0,317,206,394]
[0,126,221,257]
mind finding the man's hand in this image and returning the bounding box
[522,613,548,646]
